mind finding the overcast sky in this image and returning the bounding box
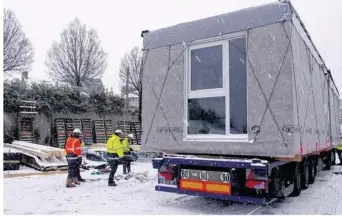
[3,0,342,94]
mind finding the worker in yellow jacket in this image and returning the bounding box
[106,129,124,186]
[337,138,342,165]
[122,133,134,174]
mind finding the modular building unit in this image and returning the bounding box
[141,1,340,159]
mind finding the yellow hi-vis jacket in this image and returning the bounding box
[122,138,130,153]
[338,139,342,151]
[106,134,124,157]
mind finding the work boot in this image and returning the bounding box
[66,178,76,188]
[78,169,86,182]
[78,175,86,182]
[72,177,80,185]
[108,178,117,186]
[123,164,127,175]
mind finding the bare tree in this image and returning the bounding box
[3,9,34,74]
[119,46,143,119]
[45,18,107,87]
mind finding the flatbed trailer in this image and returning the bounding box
[152,152,332,204]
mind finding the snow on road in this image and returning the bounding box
[3,162,342,215]
[3,165,39,175]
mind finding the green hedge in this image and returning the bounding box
[4,79,124,116]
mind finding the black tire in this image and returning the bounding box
[270,168,285,199]
[291,163,302,197]
[301,160,309,189]
[325,152,331,170]
[331,150,336,165]
[308,157,316,184]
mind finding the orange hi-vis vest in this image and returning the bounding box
[65,137,82,156]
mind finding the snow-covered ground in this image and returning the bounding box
[3,161,342,215]
[3,165,39,175]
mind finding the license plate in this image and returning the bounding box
[181,169,231,184]
[160,179,174,185]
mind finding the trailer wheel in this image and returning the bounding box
[291,163,301,197]
[317,157,323,173]
[301,160,309,189]
[324,152,331,170]
[270,168,285,199]
[331,150,336,165]
[308,157,316,184]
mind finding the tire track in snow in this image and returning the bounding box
[321,166,342,214]
[246,198,278,215]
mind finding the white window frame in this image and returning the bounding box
[183,31,248,142]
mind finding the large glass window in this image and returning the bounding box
[188,97,225,135]
[229,38,247,134]
[186,36,247,140]
[191,45,223,91]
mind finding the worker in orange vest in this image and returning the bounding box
[64,131,85,182]
[65,129,83,187]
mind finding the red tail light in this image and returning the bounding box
[158,164,176,180]
[159,172,173,180]
[246,169,255,180]
[245,180,267,190]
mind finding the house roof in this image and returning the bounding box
[143,1,291,49]
[81,78,104,94]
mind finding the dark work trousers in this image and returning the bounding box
[107,153,119,183]
[337,150,342,165]
[77,157,83,179]
[123,152,131,174]
[66,153,79,179]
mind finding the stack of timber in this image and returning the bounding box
[3,147,22,171]
[4,141,68,171]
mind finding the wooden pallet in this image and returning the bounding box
[55,119,66,148]
[82,119,93,145]
[119,121,142,145]
[105,120,113,141]
[94,120,106,144]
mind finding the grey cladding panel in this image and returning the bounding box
[142,22,296,157]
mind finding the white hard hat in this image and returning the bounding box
[127,134,134,139]
[115,129,123,134]
[73,128,82,134]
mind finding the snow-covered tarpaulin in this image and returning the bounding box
[141,0,340,158]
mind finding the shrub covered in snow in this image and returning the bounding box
[4,79,124,116]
